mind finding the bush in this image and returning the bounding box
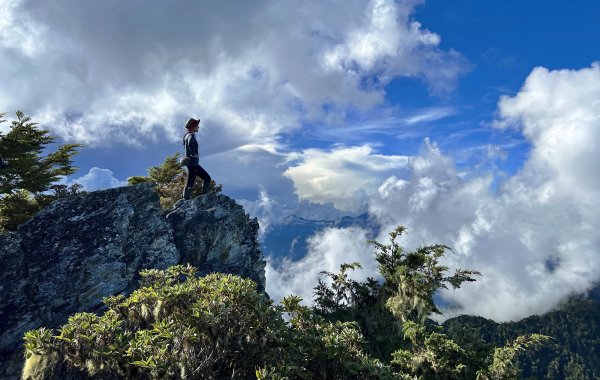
[23,227,551,379]
[23,265,392,379]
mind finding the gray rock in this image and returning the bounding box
[0,184,266,379]
[166,192,266,293]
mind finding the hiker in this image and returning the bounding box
[182,117,211,199]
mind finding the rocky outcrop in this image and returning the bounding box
[167,194,265,292]
[0,184,266,379]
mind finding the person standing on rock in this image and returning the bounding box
[182,117,211,200]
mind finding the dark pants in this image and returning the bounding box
[185,164,211,194]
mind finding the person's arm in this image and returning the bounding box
[190,134,199,157]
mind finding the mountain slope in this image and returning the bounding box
[443,299,600,379]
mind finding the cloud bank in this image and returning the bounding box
[266,227,376,304]
[284,145,410,211]
[270,64,600,321]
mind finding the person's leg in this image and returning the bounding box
[196,165,212,194]
[183,165,197,199]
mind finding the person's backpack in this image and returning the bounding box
[0,155,6,170]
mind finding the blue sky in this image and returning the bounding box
[1,0,599,321]
[19,0,596,192]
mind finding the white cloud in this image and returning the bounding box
[0,0,467,150]
[322,0,465,94]
[277,64,600,322]
[377,64,600,321]
[0,0,46,56]
[495,63,600,199]
[284,145,410,211]
[213,144,355,238]
[266,227,377,304]
[66,167,128,191]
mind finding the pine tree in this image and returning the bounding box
[0,111,83,232]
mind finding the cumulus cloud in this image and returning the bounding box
[66,167,128,191]
[284,145,410,211]
[495,63,600,198]
[276,64,600,321]
[0,0,467,150]
[379,64,600,321]
[322,0,466,93]
[266,227,377,304]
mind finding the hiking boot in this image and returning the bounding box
[183,187,192,200]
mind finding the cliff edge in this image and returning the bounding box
[0,183,265,378]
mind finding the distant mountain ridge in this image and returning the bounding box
[262,212,379,261]
[443,299,600,379]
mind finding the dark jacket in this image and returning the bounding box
[183,133,199,166]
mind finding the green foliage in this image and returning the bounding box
[314,260,401,361]
[313,226,550,379]
[373,226,481,323]
[391,321,469,379]
[23,265,393,379]
[476,334,552,380]
[444,300,600,379]
[264,295,396,379]
[127,153,222,209]
[23,227,556,379]
[314,262,380,316]
[24,265,281,378]
[0,111,84,232]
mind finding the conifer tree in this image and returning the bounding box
[315,226,550,379]
[0,111,83,232]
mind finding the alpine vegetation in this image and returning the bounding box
[22,228,549,379]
